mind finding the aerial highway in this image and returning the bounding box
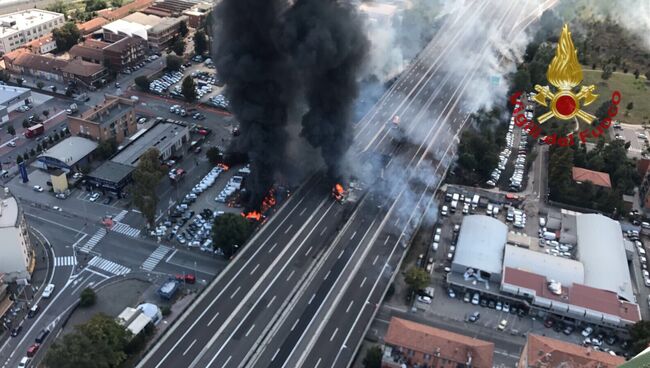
[136,1,557,367]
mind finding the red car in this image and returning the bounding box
[27,343,40,357]
[175,274,196,284]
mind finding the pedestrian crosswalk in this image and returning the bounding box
[78,228,107,253]
[141,245,172,271]
[54,256,77,267]
[111,222,141,238]
[113,210,128,222]
[88,256,131,276]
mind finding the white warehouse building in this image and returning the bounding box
[0,9,65,53]
[0,190,33,281]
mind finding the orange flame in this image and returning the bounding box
[335,184,344,194]
[332,184,346,201]
[261,189,277,213]
[242,211,262,221]
[218,163,230,171]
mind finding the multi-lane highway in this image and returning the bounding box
[137,1,557,367]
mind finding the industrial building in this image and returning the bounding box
[35,136,98,171]
[111,120,189,167]
[0,190,33,282]
[0,9,64,53]
[0,85,31,123]
[447,214,641,330]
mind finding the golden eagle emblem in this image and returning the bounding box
[533,24,598,124]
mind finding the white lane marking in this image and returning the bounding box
[372,255,379,265]
[324,270,331,280]
[250,263,260,275]
[165,249,178,263]
[329,328,338,342]
[271,348,281,361]
[338,249,345,259]
[308,293,315,304]
[269,242,278,253]
[314,358,322,368]
[266,295,276,308]
[284,224,293,234]
[384,236,390,245]
[360,277,367,288]
[224,356,231,367]
[207,312,220,327]
[320,227,327,236]
[291,318,300,332]
[286,270,295,281]
[182,339,197,356]
[230,286,241,299]
[305,246,313,256]
[299,207,307,216]
[346,300,354,313]
[350,231,357,240]
[245,324,255,337]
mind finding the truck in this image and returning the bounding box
[24,123,44,138]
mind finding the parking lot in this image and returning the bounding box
[611,122,648,158]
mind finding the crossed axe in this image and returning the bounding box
[533,85,598,124]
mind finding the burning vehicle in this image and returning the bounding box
[332,183,347,203]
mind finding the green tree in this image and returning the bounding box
[6,124,15,136]
[22,119,30,128]
[206,146,221,165]
[132,148,165,226]
[96,138,117,159]
[212,213,252,257]
[36,81,45,89]
[193,30,208,56]
[179,20,189,37]
[79,287,96,307]
[46,0,68,14]
[134,75,149,91]
[181,76,197,102]
[363,346,383,368]
[404,267,429,292]
[601,65,613,80]
[84,0,107,12]
[166,55,182,71]
[171,38,186,56]
[16,155,23,164]
[43,110,50,119]
[110,0,123,7]
[44,314,131,368]
[52,22,81,52]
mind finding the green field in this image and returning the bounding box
[582,69,650,125]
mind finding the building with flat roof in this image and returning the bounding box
[451,215,508,283]
[0,9,65,53]
[504,245,584,287]
[0,85,31,123]
[116,306,153,337]
[36,136,98,171]
[102,19,149,42]
[111,120,189,167]
[86,161,134,196]
[382,317,494,368]
[0,191,33,281]
[519,334,624,368]
[68,96,137,144]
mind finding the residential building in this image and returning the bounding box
[23,34,56,54]
[0,274,13,323]
[0,9,64,53]
[182,2,212,29]
[0,191,33,282]
[382,317,494,368]
[103,36,147,72]
[68,95,137,143]
[69,39,110,64]
[97,0,154,21]
[447,214,641,331]
[518,334,624,367]
[572,167,612,189]
[61,59,108,89]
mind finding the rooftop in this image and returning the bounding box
[572,167,612,188]
[38,137,98,167]
[123,12,161,27]
[384,317,494,368]
[7,52,67,74]
[576,214,634,302]
[88,161,134,184]
[77,96,134,126]
[111,121,188,167]
[62,58,106,77]
[0,85,30,106]
[0,196,19,229]
[453,215,508,276]
[102,19,149,40]
[104,36,145,53]
[98,0,154,21]
[503,245,584,287]
[0,9,63,37]
[502,267,640,324]
[78,17,109,35]
[525,334,624,368]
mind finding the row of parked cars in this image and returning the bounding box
[150,70,184,94]
[210,94,230,110]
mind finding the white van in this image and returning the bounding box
[18,357,30,368]
[42,283,55,298]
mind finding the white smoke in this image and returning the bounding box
[577,0,650,51]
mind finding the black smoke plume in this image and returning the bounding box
[213,0,295,207]
[213,0,368,207]
[280,0,369,182]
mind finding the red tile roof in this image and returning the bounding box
[99,0,154,21]
[503,267,640,323]
[8,52,68,74]
[384,317,494,368]
[24,34,55,51]
[78,17,109,34]
[572,167,612,188]
[525,334,624,368]
[62,59,106,77]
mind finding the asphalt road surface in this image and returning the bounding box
[136,1,557,367]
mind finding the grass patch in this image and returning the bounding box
[582,69,650,125]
